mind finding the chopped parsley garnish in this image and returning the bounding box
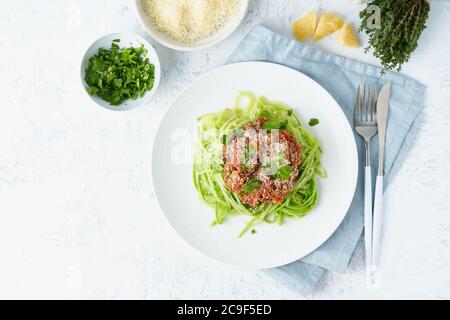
[308,118,320,126]
[262,151,286,176]
[251,229,257,235]
[262,119,288,130]
[222,129,244,145]
[84,40,155,106]
[242,179,262,193]
[276,165,292,180]
[259,110,289,130]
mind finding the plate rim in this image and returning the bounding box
[151,61,359,269]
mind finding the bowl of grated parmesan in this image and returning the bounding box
[135,0,248,51]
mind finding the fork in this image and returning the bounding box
[354,84,378,278]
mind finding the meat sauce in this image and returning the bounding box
[223,118,302,206]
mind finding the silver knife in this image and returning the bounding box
[372,82,391,274]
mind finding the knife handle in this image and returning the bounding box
[372,175,384,272]
[364,166,373,277]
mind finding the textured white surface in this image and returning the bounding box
[0,0,449,299]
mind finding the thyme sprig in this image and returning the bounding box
[360,0,430,73]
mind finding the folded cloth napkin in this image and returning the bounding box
[227,26,426,296]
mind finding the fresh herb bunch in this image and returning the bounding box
[85,40,155,106]
[360,0,430,72]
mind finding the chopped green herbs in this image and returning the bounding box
[308,118,319,126]
[242,179,262,193]
[84,40,155,106]
[261,151,285,176]
[276,165,292,180]
[241,144,257,169]
[251,229,257,235]
[222,129,244,145]
[262,119,288,130]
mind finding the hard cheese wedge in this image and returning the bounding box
[292,11,318,42]
[313,13,343,42]
[336,23,360,48]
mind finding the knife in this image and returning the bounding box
[372,82,391,274]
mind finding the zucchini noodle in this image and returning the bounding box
[193,92,326,237]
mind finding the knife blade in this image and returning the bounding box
[376,82,391,176]
[372,82,392,275]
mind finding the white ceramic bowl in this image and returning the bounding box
[80,33,161,111]
[134,0,249,51]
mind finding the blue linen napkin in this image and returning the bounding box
[227,26,426,296]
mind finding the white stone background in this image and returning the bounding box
[0,0,449,299]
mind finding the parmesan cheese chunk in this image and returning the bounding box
[292,11,318,42]
[336,23,360,48]
[313,12,344,42]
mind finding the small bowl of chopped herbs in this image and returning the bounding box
[81,33,160,110]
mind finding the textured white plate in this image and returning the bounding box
[152,62,358,269]
[134,0,249,51]
[80,33,161,111]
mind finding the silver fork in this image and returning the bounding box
[354,84,378,278]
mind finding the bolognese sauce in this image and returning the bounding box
[223,118,302,206]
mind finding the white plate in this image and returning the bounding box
[134,0,249,51]
[80,33,161,111]
[152,62,358,269]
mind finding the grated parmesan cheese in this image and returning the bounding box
[141,0,240,43]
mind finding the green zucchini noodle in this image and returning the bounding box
[193,92,326,237]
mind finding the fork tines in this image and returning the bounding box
[355,83,378,125]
